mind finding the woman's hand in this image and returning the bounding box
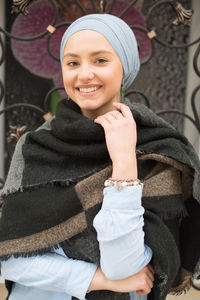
[114,264,155,295]
[94,102,138,179]
[88,264,154,295]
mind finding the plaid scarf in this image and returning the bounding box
[0,97,200,300]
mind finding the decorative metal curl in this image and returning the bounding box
[7,125,27,143]
[172,2,193,26]
[11,0,35,15]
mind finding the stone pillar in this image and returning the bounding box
[184,0,200,156]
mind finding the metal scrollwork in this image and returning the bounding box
[172,1,193,25]
[11,0,35,15]
[7,125,27,143]
[0,0,58,41]
[146,0,200,48]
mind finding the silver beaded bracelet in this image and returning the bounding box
[104,178,143,191]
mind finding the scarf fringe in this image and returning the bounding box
[169,275,192,295]
[0,180,76,199]
[170,275,192,296]
[0,244,60,262]
[0,164,111,200]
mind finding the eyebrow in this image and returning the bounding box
[63,50,113,59]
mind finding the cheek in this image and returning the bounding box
[62,70,73,89]
[104,64,123,87]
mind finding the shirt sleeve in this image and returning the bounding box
[1,247,97,300]
[93,185,152,280]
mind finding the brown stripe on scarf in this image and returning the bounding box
[75,166,112,210]
[140,153,193,200]
[76,154,187,209]
[0,212,87,258]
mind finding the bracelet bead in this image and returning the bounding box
[104,178,143,191]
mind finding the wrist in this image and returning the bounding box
[88,267,112,291]
[112,159,138,180]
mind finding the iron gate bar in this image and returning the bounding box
[0,34,4,66]
[0,80,4,105]
[43,86,65,112]
[130,25,154,65]
[74,0,88,15]
[124,89,151,108]
[108,0,116,14]
[193,43,200,77]
[91,0,97,13]
[119,0,139,18]
[191,85,200,126]
[46,21,72,62]
[0,103,45,116]
[156,109,200,133]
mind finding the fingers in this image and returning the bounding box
[147,264,155,274]
[146,264,155,282]
[135,265,154,295]
[94,110,124,127]
[94,116,111,127]
[113,102,134,122]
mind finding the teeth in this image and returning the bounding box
[79,87,98,93]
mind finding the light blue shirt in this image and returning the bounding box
[1,185,152,300]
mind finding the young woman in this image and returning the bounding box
[0,14,200,300]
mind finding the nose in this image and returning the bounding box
[78,63,95,81]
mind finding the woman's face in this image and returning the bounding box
[62,30,123,119]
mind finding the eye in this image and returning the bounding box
[96,58,108,64]
[67,61,78,67]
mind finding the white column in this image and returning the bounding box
[0,0,5,181]
[184,0,200,156]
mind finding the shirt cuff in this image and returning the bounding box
[102,185,143,210]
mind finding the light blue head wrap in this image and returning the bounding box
[60,14,140,90]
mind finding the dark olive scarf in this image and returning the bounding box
[0,97,200,300]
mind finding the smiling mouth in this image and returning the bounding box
[77,86,101,93]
